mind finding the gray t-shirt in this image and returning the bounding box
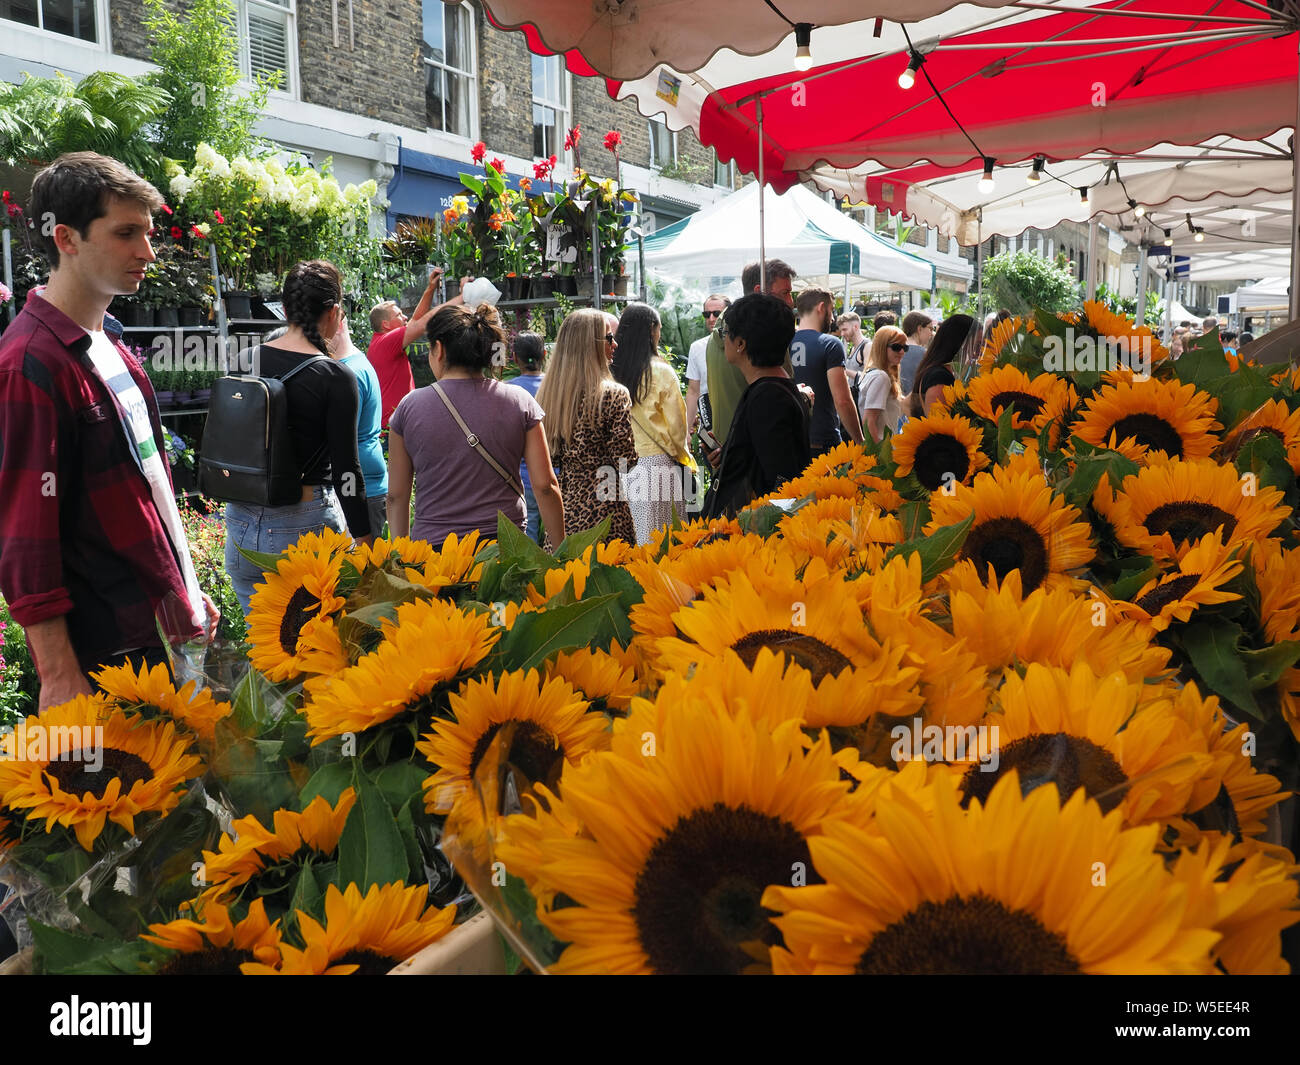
[899,344,926,395]
[389,377,543,544]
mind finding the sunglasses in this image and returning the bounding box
[888,342,907,353]
[604,334,616,344]
[702,309,723,319]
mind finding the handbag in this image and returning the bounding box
[431,382,525,499]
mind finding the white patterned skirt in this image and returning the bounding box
[625,453,688,546]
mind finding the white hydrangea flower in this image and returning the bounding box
[232,156,257,181]
[291,191,319,217]
[194,143,219,170]
[169,174,196,203]
[358,179,378,201]
[264,158,286,179]
[273,178,296,204]
[318,181,343,210]
[163,159,184,178]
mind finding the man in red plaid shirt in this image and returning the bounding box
[0,153,218,710]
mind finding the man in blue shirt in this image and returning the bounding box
[332,316,388,538]
[792,287,862,454]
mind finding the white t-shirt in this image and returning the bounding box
[686,335,710,394]
[85,330,206,635]
[858,367,903,436]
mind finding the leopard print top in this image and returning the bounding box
[549,381,638,546]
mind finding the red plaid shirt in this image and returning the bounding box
[0,290,200,672]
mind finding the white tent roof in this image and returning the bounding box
[1236,277,1290,310]
[642,182,934,291]
[1154,297,1200,326]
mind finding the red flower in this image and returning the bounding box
[533,159,551,180]
[191,224,206,239]
[471,141,487,164]
[170,226,183,239]
[213,208,226,224]
[6,204,19,219]
[519,177,533,192]
[563,124,581,151]
[603,130,622,152]
[1,190,10,203]
[160,203,173,215]
[490,157,505,174]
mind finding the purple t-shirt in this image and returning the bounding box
[389,378,543,544]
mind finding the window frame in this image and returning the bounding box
[235,0,299,99]
[530,53,571,162]
[0,0,108,48]
[713,155,736,188]
[422,0,479,142]
[648,114,678,170]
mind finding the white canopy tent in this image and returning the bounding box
[641,182,935,294]
[1236,277,1291,310]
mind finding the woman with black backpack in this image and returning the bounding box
[222,259,371,614]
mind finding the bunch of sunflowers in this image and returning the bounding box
[3,303,1299,975]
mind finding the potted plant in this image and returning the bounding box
[178,254,212,326]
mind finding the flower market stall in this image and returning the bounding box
[2,307,1298,977]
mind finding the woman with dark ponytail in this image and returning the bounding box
[223,259,372,613]
[505,331,547,542]
[387,304,565,546]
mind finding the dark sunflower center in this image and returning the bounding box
[332,949,397,975]
[467,720,563,785]
[914,434,971,492]
[45,748,152,799]
[155,946,255,976]
[1108,413,1184,458]
[960,517,1049,592]
[279,585,322,656]
[1134,573,1202,616]
[731,630,852,683]
[1143,502,1237,546]
[855,893,1081,974]
[961,732,1128,814]
[633,803,816,974]
[989,391,1045,420]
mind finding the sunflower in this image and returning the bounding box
[1072,376,1220,463]
[1255,541,1300,643]
[767,469,903,512]
[926,451,1095,593]
[543,643,643,715]
[1170,836,1300,975]
[411,530,488,592]
[941,561,1172,683]
[798,440,875,479]
[1094,456,1290,561]
[525,555,594,606]
[143,897,282,974]
[764,771,1221,974]
[349,535,434,577]
[302,598,500,744]
[633,515,745,563]
[241,882,457,975]
[1070,300,1171,366]
[0,696,202,851]
[978,315,1034,373]
[287,526,354,559]
[1103,532,1242,638]
[959,662,1215,829]
[198,789,357,903]
[967,364,1072,436]
[890,412,990,492]
[246,549,347,682]
[1229,398,1300,476]
[500,705,858,974]
[774,496,866,570]
[92,659,233,744]
[417,669,608,814]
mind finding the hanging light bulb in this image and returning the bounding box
[898,51,924,90]
[1194,227,1205,243]
[1133,200,1146,218]
[1077,186,1090,208]
[1027,156,1045,184]
[793,24,813,70]
[978,157,995,194]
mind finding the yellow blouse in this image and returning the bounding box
[628,357,695,470]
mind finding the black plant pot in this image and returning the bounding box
[190,388,211,406]
[154,390,175,407]
[224,291,253,319]
[532,275,556,297]
[115,304,144,327]
[556,275,578,297]
[517,276,532,301]
[178,306,206,327]
[156,307,180,329]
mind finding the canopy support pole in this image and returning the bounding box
[1134,243,1148,326]
[1085,219,1099,303]
[1164,265,1175,343]
[758,95,767,292]
[975,208,984,325]
[1290,31,1300,322]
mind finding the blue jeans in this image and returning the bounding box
[224,486,347,616]
[523,484,541,543]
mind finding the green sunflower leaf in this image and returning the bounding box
[337,780,408,892]
[493,593,623,672]
[1240,640,1300,690]
[898,498,930,540]
[299,760,356,807]
[234,543,283,575]
[553,515,613,562]
[29,922,137,975]
[1106,560,1160,603]
[1061,439,1139,507]
[883,511,974,584]
[1176,621,1263,720]
[288,860,327,925]
[737,502,787,538]
[496,511,559,573]
[1215,364,1277,431]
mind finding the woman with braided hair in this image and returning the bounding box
[387,302,565,546]
[223,259,372,613]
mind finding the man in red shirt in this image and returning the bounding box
[367,268,466,427]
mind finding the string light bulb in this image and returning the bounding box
[978,157,995,194]
[898,51,924,90]
[1128,198,1145,219]
[1027,156,1045,184]
[793,24,813,70]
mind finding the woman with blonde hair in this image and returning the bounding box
[537,308,638,545]
[858,324,907,442]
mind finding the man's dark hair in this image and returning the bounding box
[909,313,975,401]
[795,287,834,317]
[427,302,506,372]
[723,293,795,367]
[1220,331,1238,344]
[1239,331,1255,344]
[29,152,164,267]
[901,311,931,337]
[740,258,797,293]
[872,310,898,331]
[513,331,546,370]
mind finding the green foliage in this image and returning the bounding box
[0,596,38,726]
[0,71,171,178]
[982,250,1081,316]
[143,0,279,164]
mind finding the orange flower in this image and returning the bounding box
[488,213,504,231]
[519,177,533,192]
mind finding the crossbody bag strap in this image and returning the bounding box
[432,382,525,499]
[276,352,332,480]
[628,406,675,459]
